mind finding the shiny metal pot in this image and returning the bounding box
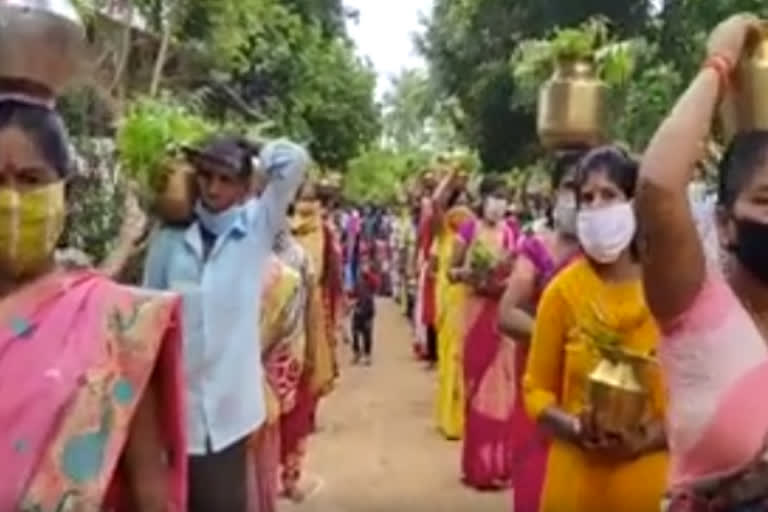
[0,0,85,94]
[721,22,768,140]
[537,58,607,149]
[586,350,652,434]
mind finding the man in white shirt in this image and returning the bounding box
[143,135,308,511]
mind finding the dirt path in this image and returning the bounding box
[283,299,507,512]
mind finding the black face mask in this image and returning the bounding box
[733,218,768,284]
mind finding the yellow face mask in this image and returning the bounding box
[295,199,320,217]
[0,182,65,278]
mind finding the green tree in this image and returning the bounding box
[343,148,430,204]
[417,0,654,170]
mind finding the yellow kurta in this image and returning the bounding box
[524,259,668,512]
[435,206,475,440]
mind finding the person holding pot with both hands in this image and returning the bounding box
[143,135,307,512]
[637,14,768,511]
[523,147,667,512]
[497,148,584,512]
[448,175,517,489]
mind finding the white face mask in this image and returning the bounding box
[577,202,636,264]
[552,192,577,235]
[483,197,508,222]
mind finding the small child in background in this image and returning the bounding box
[352,260,378,365]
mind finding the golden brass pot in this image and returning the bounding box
[537,59,607,149]
[586,351,650,434]
[721,22,768,140]
[154,159,196,225]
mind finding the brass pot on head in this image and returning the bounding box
[537,58,608,150]
[720,22,768,141]
[0,0,85,95]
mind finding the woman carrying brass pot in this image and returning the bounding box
[637,14,768,511]
[523,146,667,512]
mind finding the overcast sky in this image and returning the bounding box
[344,0,434,98]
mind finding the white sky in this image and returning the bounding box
[344,0,664,98]
[344,0,434,98]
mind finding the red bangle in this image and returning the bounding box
[702,53,734,93]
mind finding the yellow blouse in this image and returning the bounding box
[523,258,667,512]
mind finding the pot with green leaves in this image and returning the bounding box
[537,58,608,149]
[117,96,213,225]
[468,241,496,278]
[720,21,768,141]
[585,330,653,434]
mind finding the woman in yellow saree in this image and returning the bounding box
[251,251,304,511]
[435,200,475,440]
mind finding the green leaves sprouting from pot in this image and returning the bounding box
[116,94,215,196]
[511,17,642,108]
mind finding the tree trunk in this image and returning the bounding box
[149,14,173,97]
[109,3,135,95]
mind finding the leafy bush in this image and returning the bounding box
[116,93,215,194]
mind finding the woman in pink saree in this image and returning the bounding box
[497,150,583,512]
[637,15,768,511]
[0,97,185,510]
[449,175,516,489]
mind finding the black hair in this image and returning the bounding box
[479,174,507,198]
[186,134,262,178]
[718,131,768,209]
[577,144,640,259]
[0,100,71,177]
[576,145,638,201]
[447,188,464,208]
[551,146,589,190]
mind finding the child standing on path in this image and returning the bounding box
[352,261,379,365]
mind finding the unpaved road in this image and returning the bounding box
[283,299,507,512]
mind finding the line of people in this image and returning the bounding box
[391,15,768,512]
[0,86,347,510]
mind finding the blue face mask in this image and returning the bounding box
[194,201,243,236]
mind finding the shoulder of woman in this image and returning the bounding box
[540,258,591,301]
[95,280,182,328]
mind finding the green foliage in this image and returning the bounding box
[382,69,464,153]
[616,60,683,150]
[116,94,214,193]
[62,138,126,263]
[549,17,610,61]
[418,0,652,171]
[343,149,431,204]
[218,1,379,169]
[511,19,642,109]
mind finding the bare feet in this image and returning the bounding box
[281,474,324,503]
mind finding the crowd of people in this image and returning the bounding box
[373,13,768,512]
[4,8,768,512]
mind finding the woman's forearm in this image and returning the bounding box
[498,308,534,343]
[538,406,581,444]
